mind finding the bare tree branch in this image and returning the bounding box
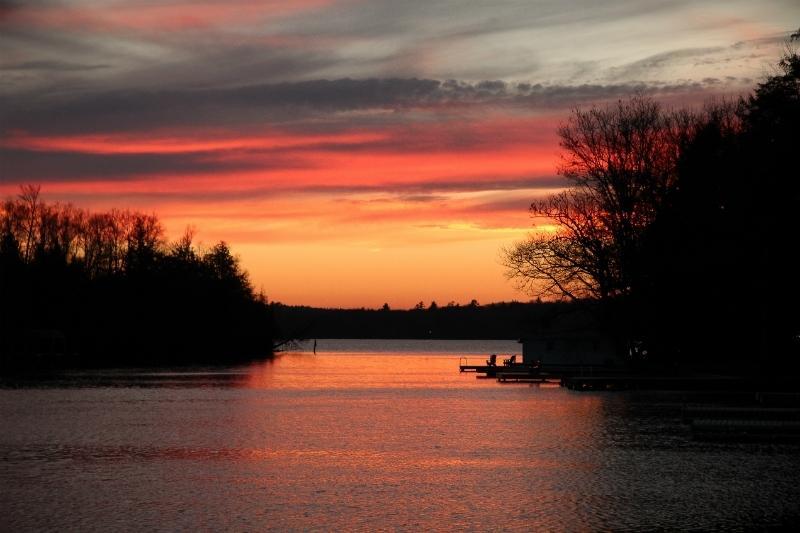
[503,95,705,301]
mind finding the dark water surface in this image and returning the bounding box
[2,340,799,531]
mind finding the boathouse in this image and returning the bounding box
[519,306,621,368]
[519,333,617,367]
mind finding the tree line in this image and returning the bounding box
[272,301,565,340]
[0,187,274,369]
[503,35,800,371]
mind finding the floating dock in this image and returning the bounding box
[561,375,745,391]
[459,357,800,394]
[496,372,557,383]
[459,356,541,379]
[682,403,800,442]
[459,364,501,374]
[562,374,800,392]
[460,356,622,384]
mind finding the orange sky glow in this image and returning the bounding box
[1,113,561,307]
[1,0,796,307]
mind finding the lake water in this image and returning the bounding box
[2,339,799,531]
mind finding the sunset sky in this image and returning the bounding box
[1,1,798,308]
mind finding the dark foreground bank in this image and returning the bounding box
[1,191,274,370]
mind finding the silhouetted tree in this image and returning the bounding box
[639,37,800,368]
[504,40,800,369]
[503,96,697,301]
[202,241,254,306]
[125,213,163,273]
[0,189,274,369]
[18,185,41,263]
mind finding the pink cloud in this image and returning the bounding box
[2,129,388,155]
[4,0,337,33]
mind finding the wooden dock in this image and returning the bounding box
[459,357,542,379]
[561,375,746,391]
[496,372,557,383]
[459,364,499,374]
[459,357,631,384]
[459,356,535,377]
[460,358,800,393]
[682,402,800,442]
[562,374,800,392]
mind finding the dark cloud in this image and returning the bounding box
[468,197,543,215]
[512,81,714,105]
[0,148,311,182]
[397,194,448,203]
[0,26,121,67]
[0,60,110,71]
[1,77,722,135]
[0,0,23,16]
[295,176,566,197]
[1,1,794,103]
[10,176,565,205]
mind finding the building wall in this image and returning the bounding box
[521,337,617,366]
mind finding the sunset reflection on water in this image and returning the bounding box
[2,341,799,530]
[237,349,608,530]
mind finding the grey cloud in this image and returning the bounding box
[2,1,792,105]
[273,0,694,46]
[609,47,724,80]
[1,77,722,135]
[264,0,701,81]
[732,33,791,49]
[2,176,565,205]
[0,0,24,15]
[0,26,133,71]
[303,176,567,197]
[0,148,312,182]
[606,34,794,82]
[0,60,110,71]
[0,78,438,134]
[468,197,544,214]
[397,194,447,203]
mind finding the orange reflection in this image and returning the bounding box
[237,350,609,530]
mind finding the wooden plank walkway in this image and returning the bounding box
[459,364,496,373]
[561,375,747,391]
[497,372,556,383]
[683,398,800,442]
[459,360,538,378]
[563,374,800,392]
[682,406,800,422]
